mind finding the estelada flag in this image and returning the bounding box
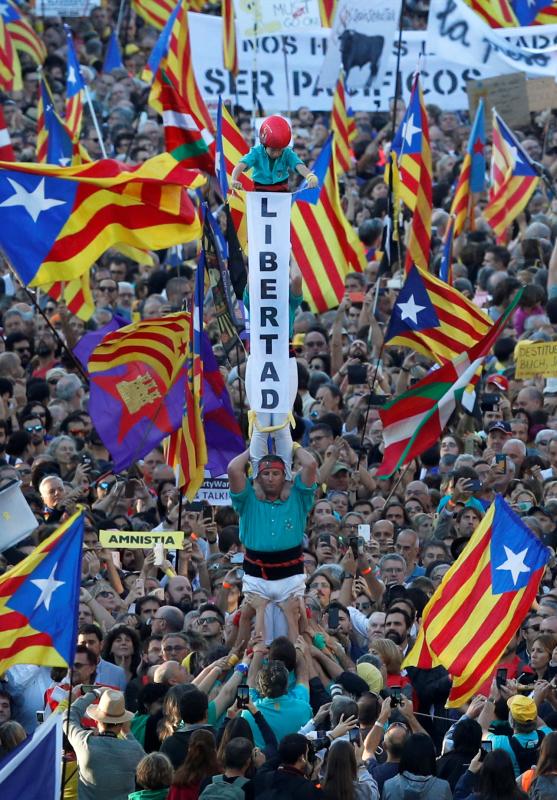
[404,496,549,707]
[0,511,84,674]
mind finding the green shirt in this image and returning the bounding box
[241,144,303,185]
[230,473,316,552]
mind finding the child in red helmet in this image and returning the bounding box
[231,115,318,192]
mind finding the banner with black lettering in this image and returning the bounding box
[246,192,291,415]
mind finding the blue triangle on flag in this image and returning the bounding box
[385,264,441,340]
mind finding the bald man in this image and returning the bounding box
[151,605,184,636]
[153,660,190,686]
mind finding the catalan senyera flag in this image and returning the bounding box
[132,0,205,29]
[0,105,15,162]
[319,0,338,26]
[222,0,238,76]
[376,291,520,478]
[161,71,214,172]
[0,154,205,286]
[399,75,432,271]
[291,134,367,312]
[484,110,540,238]
[404,495,549,707]
[331,73,357,174]
[36,77,81,167]
[43,275,95,322]
[0,16,20,92]
[87,313,194,471]
[149,0,214,141]
[462,0,557,26]
[64,25,85,141]
[450,99,486,237]
[3,0,46,65]
[165,262,207,498]
[0,511,84,674]
[384,263,492,363]
[216,95,253,248]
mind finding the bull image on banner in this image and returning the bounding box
[318,0,402,90]
[245,192,296,478]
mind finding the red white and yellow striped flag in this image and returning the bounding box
[222,0,238,76]
[331,73,357,174]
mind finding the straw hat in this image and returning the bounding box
[86,689,133,725]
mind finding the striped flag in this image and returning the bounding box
[165,260,207,498]
[439,215,455,286]
[376,291,520,478]
[2,0,46,66]
[0,511,84,673]
[319,0,338,26]
[222,0,238,76]
[161,72,214,171]
[149,0,215,141]
[463,0,557,26]
[0,104,14,161]
[484,110,539,238]
[450,100,486,237]
[0,154,206,287]
[36,77,78,167]
[43,276,95,322]
[215,96,253,249]
[404,496,549,707]
[291,134,367,312]
[0,15,20,92]
[331,73,356,174]
[385,263,492,363]
[396,74,431,271]
[132,0,205,29]
[64,25,84,141]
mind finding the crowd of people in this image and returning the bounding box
[2,0,557,799]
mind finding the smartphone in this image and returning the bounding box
[230,553,245,564]
[464,438,475,455]
[468,479,482,492]
[318,534,332,546]
[236,684,250,709]
[368,393,388,406]
[349,536,359,560]
[234,568,244,580]
[482,393,500,405]
[480,740,492,760]
[349,291,365,304]
[347,364,368,385]
[135,578,145,595]
[153,542,164,567]
[495,454,507,472]
[125,479,138,498]
[36,710,45,724]
[358,523,371,543]
[313,733,329,750]
[390,686,402,708]
[348,726,361,746]
[328,606,340,629]
[81,685,97,694]
[496,668,508,688]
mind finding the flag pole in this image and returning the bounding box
[60,666,75,800]
[281,36,292,119]
[1,260,90,384]
[83,84,108,158]
[383,460,413,504]
[115,0,127,37]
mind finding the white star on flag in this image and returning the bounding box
[0,3,10,18]
[496,545,530,586]
[67,65,77,85]
[0,178,66,223]
[398,294,425,325]
[31,562,65,611]
[402,115,421,147]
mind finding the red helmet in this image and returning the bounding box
[259,115,291,149]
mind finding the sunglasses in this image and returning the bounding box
[98,286,117,293]
[25,424,43,433]
[198,616,220,625]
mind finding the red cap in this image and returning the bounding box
[258,455,286,473]
[259,115,291,149]
[486,374,509,392]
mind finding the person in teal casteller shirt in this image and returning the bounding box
[231,115,318,192]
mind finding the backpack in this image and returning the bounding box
[509,731,545,774]
[199,775,249,800]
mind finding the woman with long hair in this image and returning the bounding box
[383,733,451,799]
[454,748,527,800]
[158,687,190,744]
[321,739,377,800]
[168,729,221,800]
[518,731,557,798]
[100,624,142,685]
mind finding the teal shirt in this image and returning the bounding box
[241,685,312,748]
[230,473,316,552]
[487,727,552,776]
[241,143,303,185]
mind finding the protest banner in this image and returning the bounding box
[427,0,557,79]
[318,0,401,90]
[37,0,92,15]
[235,0,322,38]
[246,192,291,414]
[99,530,185,549]
[515,341,557,379]
[0,480,38,552]
[526,77,557,112]
[195,476,231,506]
[190,12,557,112]
[467,72,529,128]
